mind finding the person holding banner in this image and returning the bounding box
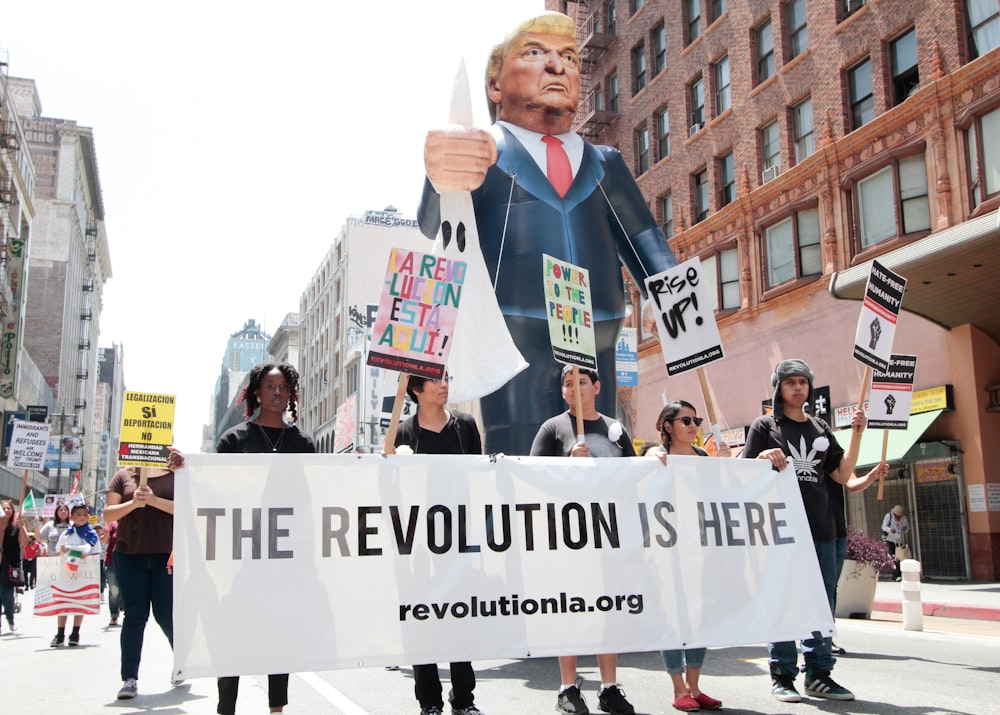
[881,505,910,580]
[419,11,676,457]
[51,503,101,647]
[530,365,637,715]
[740,359,886,703]
[0,499,28,634]
[214,362,315,715]
[393,371,486,715]
[643,402,725,712]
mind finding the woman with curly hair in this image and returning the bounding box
[214,362,315,714]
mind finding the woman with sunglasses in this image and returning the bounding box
[645,401,727,712]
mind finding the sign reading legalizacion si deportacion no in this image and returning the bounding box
[118,391,176,468]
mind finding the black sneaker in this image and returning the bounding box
[557,681,589,714]
[419,708,443,715]
[597,684,635,715]
[771,674,802,702]
[50,634,65,648]
[804,669,854,700]
[68,632,80,646]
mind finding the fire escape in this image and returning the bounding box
[574,1,619,140]
[75,221,98,431]
[0,48,20,325]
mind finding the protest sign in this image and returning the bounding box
[645,257,724,376]
[173,453,831,679]
[7,419,51,471]
[367,248,466,380]
[615,327,638,387]
[852,260,907,373]
[118,391,176,468]
[868,355,918,430]
[34,554,100,616]
[543,254,597,369]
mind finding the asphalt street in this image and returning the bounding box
[3,586,999,715]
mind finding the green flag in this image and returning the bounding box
[22,492,36,514]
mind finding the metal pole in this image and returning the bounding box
[55,412,65,494]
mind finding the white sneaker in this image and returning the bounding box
[170,673,186,686]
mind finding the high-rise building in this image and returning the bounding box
[210,318,270,445]
[549,0,1000,579]
[7,75,112,497]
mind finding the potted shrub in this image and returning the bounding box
[835,528,896,619]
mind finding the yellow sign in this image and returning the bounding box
[910,385,953,414]
[118,391,176,467]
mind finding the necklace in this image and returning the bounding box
[254,422,286,453]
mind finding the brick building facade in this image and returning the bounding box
[545,0,1000,579]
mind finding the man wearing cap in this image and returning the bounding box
[419,11,676,457]
[741,359,886,704]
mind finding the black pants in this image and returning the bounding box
[884,538,902,579]
[23,560,36,589]
[414,662,476,709]
[217,674,288,714]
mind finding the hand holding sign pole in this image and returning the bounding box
[646,257,727,449]
[850,260,907,494]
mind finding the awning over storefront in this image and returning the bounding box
[834,409,945,467]
[828,209,1000,343]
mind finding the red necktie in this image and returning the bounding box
[542,135,572,197]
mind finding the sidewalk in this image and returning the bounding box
[874,578,1000,621]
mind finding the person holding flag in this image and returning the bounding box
[51,502,101,646]
[0,499,28,634]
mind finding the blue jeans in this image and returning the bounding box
[113,552,173,681]
[106,560,123,618]
[769,539,837,677]
[0,582,15,625]
[660,648,707,675]
[833,536,848,612]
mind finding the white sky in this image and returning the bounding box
[4,0,544,451]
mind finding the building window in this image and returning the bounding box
[714,55,731,115]
[793,98,814,163]
[631,0,644,13]
[968,0,1000,58]
[702,248,740,310]
[660,192,674,239]
[756,19,775,83]
[633,42,647,93]
[346,362,358,396]
[764,208,821,287]
[656,107,670,160]
[788,0,808,58]
[608,71,620,112]
[846,0,866,16]
[694,168,710,223]
[719,151,735,207]
[849,58,875,130]
[967,105,1000,207]
[711,0,727,21]
[687,0,701,44]
[635,124,650,174]
[690,75,705,129]
[652,24,667,75]
[594,83,605,111]
[761,120,781,176]
[606,0,618,34]
[891,28,919,105]
[856,153,930,248]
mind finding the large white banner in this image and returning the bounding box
[173,454,832,679]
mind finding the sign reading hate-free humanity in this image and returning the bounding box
[868,354,918,430]
[645,257,725,376]
[367,248,466,380]
[6,419,52,470]
[118,391,176,468]
[173,454,832,679]
[852,259,907,373]
[543,254,597,369]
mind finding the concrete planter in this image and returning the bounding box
[835,559,879,619]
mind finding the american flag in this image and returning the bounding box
[34,582,100,616]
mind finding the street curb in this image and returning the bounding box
[872,599,1000,621]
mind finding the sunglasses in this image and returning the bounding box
[672,416,703,427]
